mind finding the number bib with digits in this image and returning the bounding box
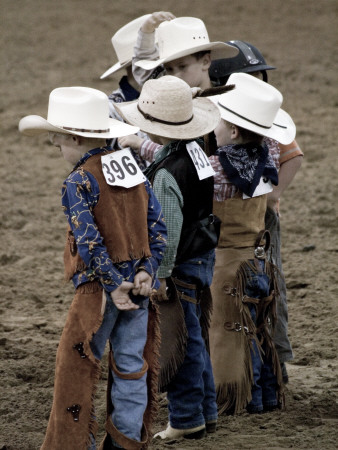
[101,149,146,188]
[186,141,215,180]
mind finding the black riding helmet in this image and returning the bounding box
[209,40,275,84]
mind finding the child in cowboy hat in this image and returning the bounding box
[132,13,237,89]
[100,15,154,170]
[19,86,167,450]
[209,40,304,383]
[206,72,296,415]
[118,13,238,165]
[115,75,221,440]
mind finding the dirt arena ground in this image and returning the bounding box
[1,0,337,449]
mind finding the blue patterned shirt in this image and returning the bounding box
[61,147,167,292]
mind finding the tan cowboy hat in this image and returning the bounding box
[100,14,152,79]
[19,86,139,139]
[210,73,296,145]
[114,75,221,140]
[135,17,238,71]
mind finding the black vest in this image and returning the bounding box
[154,142,215,263]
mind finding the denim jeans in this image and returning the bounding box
[88,292,149,448]
[167,249,218,429]
[245,260,278,412]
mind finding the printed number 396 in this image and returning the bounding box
[102,155,137,183]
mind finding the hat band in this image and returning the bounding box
[218,103,287,129]
[61,126,110,133]
[137,104,193,126]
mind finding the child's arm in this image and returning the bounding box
[132,11,175,86]
[152,169,183,280]
[266,139,303,213]
[209,154,238,200]
[118,136,162,163]
[136,179,168,292]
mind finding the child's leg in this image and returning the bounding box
[175,250,217,426]
[109,302,149,442]
[245,265,270,414]
[261,349,278,410]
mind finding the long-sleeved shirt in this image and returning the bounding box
[132,30,165,86]
[61,147,167,292]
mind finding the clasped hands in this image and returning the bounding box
[111,270,153,311]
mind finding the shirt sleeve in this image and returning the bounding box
[278,139,304,166]
[132,29,165,86]
[152,168,184,278]
[61,168,124,292]
[137,180,168,287]
[140,139,163,162]
[209,154,238,201]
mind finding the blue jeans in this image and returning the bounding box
[168,249,218,429]
[89,293,149,448]
[245,261,278,412]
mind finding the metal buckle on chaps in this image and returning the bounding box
[234,322,242,332]
[254,246,265,259]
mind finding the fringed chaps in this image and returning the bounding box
[210,244,284,415]
[41,281,104,450]
[153,277,214,392]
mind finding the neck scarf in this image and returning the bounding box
[216,142,278,197]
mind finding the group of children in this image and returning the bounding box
[19,11,302,450]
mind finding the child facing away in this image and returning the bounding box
[19,86,167,450]
[207,72,296,414]
[209,40,304,383]
[100,15,154,170]
[115,75,222,440]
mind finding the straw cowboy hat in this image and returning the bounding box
[211,73,296,144]
[114,75,221,140]
[100,14,152,79]
[135,17,239,71]
[19,86,139,139]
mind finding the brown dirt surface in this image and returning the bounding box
[1,0,338,449]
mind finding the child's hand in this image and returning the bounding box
[132,270,153,297]
[111,281,139,310]
[141,11,175,33]
[118,135,144,151]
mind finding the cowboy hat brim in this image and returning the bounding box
[209,95,296,145]
[114,97,220,140]
[19,115,139,139]
[135,41,239,71]
[100,60,131,79]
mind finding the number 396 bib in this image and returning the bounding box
[101,149,146,188]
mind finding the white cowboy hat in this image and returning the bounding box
[100,14,152,79]
[135,17,238,71]
[210,73,296,144]
[114,75,220,140]
[19,86,139,139]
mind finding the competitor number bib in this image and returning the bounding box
[101,149,146,188]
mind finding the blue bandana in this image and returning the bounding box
[217,142,278,197]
